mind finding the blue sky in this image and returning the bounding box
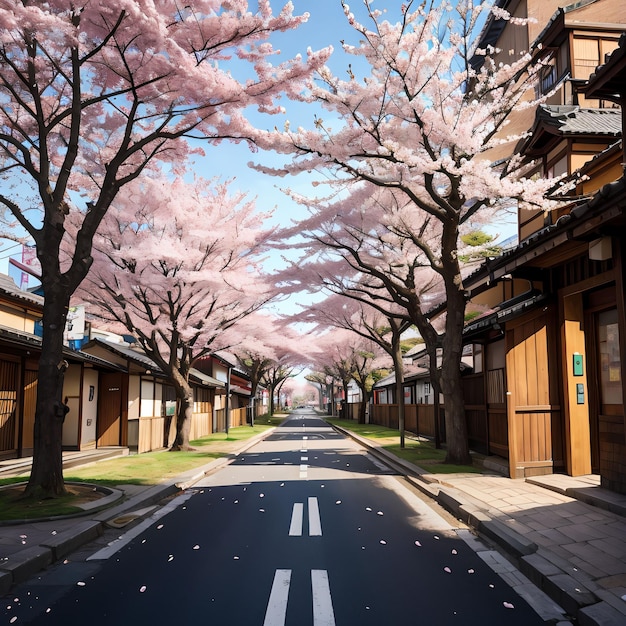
[187,1,515,310]
[1,1,516,299]
[190,0,385,230]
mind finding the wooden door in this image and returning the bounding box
[589,307,623,475]
[0,359,18,456]
[21,368,38,451]
[97,372,123,446]
[506,311,558,478]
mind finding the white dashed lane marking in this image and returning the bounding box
[312,569,336,626]
[289,502,304,536]
[263,569,335,626]
[308,497,322,536]
[289,497,322,536]
[263,569,291,626]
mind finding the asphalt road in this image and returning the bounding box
[1,413,547,625]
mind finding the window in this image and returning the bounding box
[473,344,483,374]
[597,309,622,408]
[140,378,156,417]
[404,386,414,404]
[535,49,558,98]
[573,37,600,81]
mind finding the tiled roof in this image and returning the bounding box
[0,273,44,308]
[517,105,622,157]
[585,33,626,102]
[466,176,626,291]
[190,369,225,388]
[83,338,226,387]
[83,338,159,371]
[534,106,622,136]
[0,324,123,370]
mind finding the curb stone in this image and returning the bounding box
[329,422,623,626]
[0,546,53,585]
[0,427,276,592]
[578,601,626,626]
[40,521,104,561]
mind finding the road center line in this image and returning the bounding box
[289,503,303,536]
[308,497,322,536]
[311,570,335,626]
[263,569,292,626]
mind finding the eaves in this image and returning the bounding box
[469,176,626,290]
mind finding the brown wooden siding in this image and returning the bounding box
[138,416,165,453]
[370,403,437,438]
[0,359,18,456]
[506,310,560,477]
[97,372,123,447]
[21,367,38,451]
[463,373,488,455]
[230,407,247,428]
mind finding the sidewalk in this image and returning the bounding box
[0,429,274,596]
[2,425,626,625]
[333,426,626,626]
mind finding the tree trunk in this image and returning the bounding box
[391,325,405,448]
[170,375,195,451]
[25,288,71,498]
[269,384,275,416]
[357,382,368,423]
[394,363,405,449]
[441,270,472,466]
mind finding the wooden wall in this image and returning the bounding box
[505,308,561,478]
[369,403,437,439]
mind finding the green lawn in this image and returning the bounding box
[325,418,481,474]
[0,483,95,520]
[0,422,278,519]
[0,413,478,520]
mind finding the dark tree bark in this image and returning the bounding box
[169,374,195,451]
[26,287,71,498]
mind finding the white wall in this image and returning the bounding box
[81,368,99,448]
[62,365,81,447]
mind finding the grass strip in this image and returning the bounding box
[325,418,480,474]
[0,421,279,519]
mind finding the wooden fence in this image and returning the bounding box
[367,403,437,438]
[230,407,247,428]
[137,409,213,454]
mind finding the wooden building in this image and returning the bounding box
[368,2,626,493]
[463,34,626,491]
[81,337,225,454]
[0,274,125,459]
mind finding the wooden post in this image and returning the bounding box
[561,292,592,476]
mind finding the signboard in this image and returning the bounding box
[66,305,86,340]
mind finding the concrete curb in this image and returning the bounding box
[0,427,276,593]
[330,423,624,626]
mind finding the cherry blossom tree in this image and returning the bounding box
[262,362,298,415]
[296,293,412,434]
[0,0,328,496]
[74,175,274,451]
[304,327,389,419]
[232,311,299,424]
[305,371,328,410]
[253,0,560,465]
